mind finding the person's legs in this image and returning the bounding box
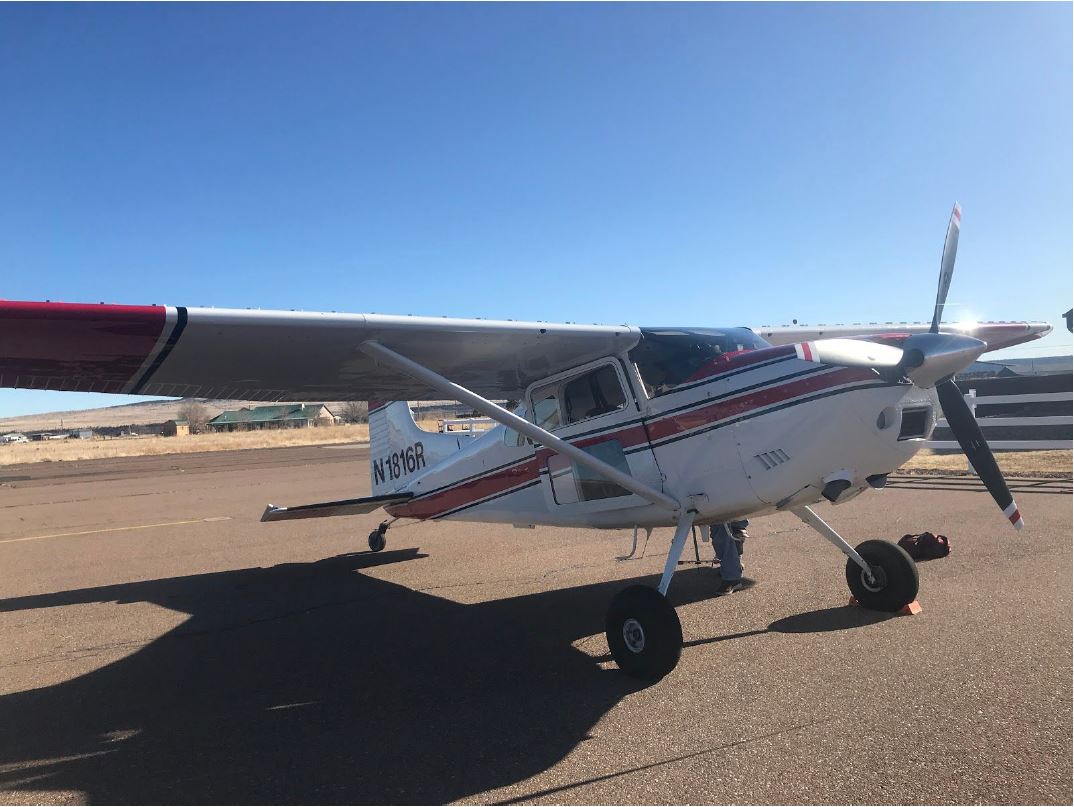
[728,519,749,555]
[709,523,742,581]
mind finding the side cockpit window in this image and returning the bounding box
[563,365,626,424]
[527,363,629,434]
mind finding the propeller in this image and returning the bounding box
[792,203,1022,530]
[931,202,961,333]
[937,378,1023,529]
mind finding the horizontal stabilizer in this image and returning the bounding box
[261,492,414,522]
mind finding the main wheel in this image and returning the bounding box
[846,540,919,611]
[368,529,387,553]
[605,585,683,681]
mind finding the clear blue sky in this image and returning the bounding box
[1,3,1070,418]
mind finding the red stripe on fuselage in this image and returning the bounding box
[645,366,875,443]
[0,301,167,393]
[389,365,879,520]
[536,423,652,458]
[388,456,543,519]
[683,345,796,384]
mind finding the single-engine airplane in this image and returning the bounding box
[0,204,1052,680]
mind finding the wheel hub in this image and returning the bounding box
[622,618,646,653]
[861,565,887,592]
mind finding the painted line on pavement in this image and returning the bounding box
[0,516,233,545]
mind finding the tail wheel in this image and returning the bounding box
[846,540,919,611]
[605,585,683,681]
[368,529,387,553]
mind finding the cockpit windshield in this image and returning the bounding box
[629,327,771,397]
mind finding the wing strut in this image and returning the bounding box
[360,340,681,513]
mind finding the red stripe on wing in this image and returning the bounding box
[0,301,166,393]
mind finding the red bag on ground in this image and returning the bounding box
[898,532,950,561]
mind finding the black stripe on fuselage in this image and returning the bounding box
[404,363,832,504]
[434,379,902,520]
[657,352,797,398]
[406,453,536,503]
[540,359,820,446]
[432,478,543,520]
[644,380,900,450]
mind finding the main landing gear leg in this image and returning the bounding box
[792,505,918,612]
[606,509,696,681]
[367,519,392,553]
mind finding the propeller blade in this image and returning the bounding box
[930,202,962,333]
[936,379,1023,530]
[793,338,904,369]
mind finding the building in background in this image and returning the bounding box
[162,420,190,437]
[207,404,335,432]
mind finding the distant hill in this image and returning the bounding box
[0,399,265,432]
[0,398,475,433]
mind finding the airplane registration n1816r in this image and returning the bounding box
[0,205,1052,680]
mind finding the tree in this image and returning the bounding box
[339,401,368,424]
[177,401,210,434]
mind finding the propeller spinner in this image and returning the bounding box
[793,203,1023,529]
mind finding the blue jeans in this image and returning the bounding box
[709,521,747,581]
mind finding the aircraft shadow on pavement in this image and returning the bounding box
[0,548,726,804]
[681,600,895,650]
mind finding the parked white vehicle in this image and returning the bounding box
[0,433,29,443]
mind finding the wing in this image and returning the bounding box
[755,321,1052,352]
[0,301,640,401]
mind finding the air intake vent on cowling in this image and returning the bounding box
[899,407,931,440]
[755,449,790,470]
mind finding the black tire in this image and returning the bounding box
[846,540,919,612]
[368,529,386,553]
[605,585,683,681]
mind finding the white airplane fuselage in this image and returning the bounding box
[381,343,936,529]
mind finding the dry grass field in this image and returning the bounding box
[0,425,373,466]
[2,422,1067,477]
[0,399,262,433]
[902,449,1071,475]
[0,398,465,433]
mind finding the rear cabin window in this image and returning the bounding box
[531,383,562,430]
[629,328,770,397]
[563,365,627,424]
[504,404,528,447]
[547,439,632,503]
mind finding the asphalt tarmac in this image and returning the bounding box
[0,445,1070,804]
